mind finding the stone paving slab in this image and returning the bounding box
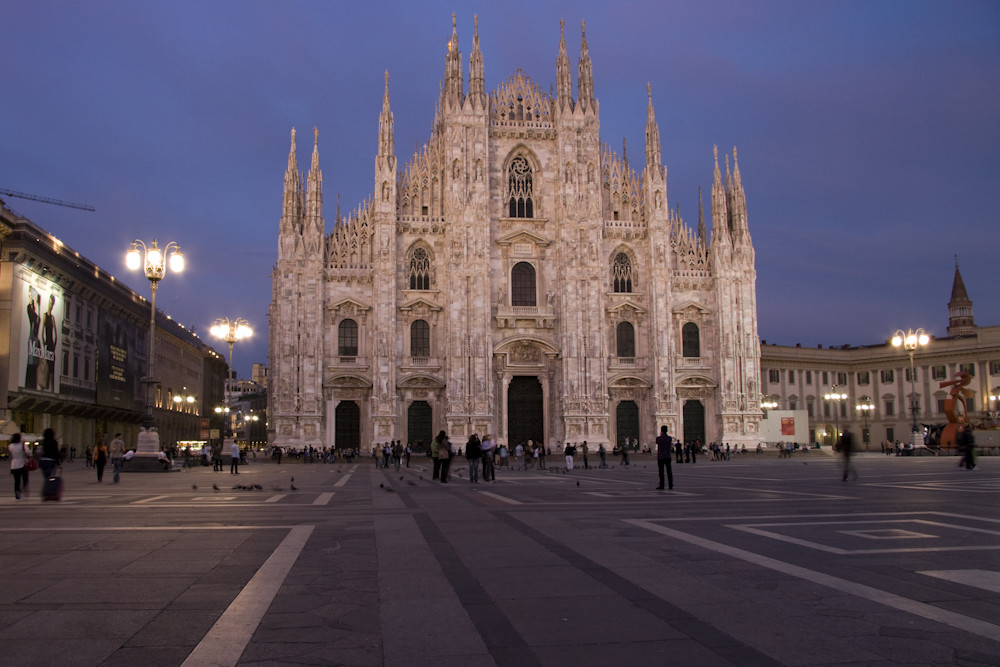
[0,455,998,665]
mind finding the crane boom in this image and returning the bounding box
[0,188,95,211]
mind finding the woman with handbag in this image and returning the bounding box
[92,438,109,483]
[8,433,32,500]
[435,430,452,483]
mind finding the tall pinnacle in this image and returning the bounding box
[556,19,573,107]
[306,127,322,222]
[469,14,485,107]
[578,20,594,109]
[645,82,661,171]
[282,128,301,219]
[378,71,394,157]
[442,12,464,108]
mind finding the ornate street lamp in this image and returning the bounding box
[824,386,848,448]
[891,328,930,447]
[126,239,184,467]
[211,317,252,380]
[856,395,875,452]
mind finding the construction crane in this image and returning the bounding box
[0,187,95,212]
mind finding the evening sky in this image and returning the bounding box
[3,0,998,378]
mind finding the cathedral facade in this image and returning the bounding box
[269,17,762,453]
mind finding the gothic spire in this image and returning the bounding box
[305,127,323,225]
[947,257,976,336]
[556,19,573,109]
[378,71,394,158]
[469,14,486,108]
[698,185,707,246]
[577,20,594,110]
[644,82,662,171]
[282,128,301,220]
[711,145,730,244]
[442,12,464,109]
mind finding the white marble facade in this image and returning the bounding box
[269,16,762,453]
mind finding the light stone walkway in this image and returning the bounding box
[0,453,998,666]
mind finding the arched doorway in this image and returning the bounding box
[507,376,543,448]
[335,401,360,452]
[616,401,639,448]
[407,401,432,452]
[682,400,705,446]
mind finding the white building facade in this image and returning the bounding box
[760,265,1000,451]
[269,17,762,453]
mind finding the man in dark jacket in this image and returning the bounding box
[655,425,674,490]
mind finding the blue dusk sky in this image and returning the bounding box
[3,1,998,378]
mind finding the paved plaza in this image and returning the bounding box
[1,451,999,666]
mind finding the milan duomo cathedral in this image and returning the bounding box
[269,16,762,454]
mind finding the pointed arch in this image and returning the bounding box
[504,147,541,218]
[611,246,637,293]
[406,241,433,290]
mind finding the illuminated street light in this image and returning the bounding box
[892,328,930,446]
[210,317,252,380]
[126,238,184,468]
[856,395,875,452]
[824,386,848,447]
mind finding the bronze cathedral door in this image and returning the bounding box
[507,376,543,448]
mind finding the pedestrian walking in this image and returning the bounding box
[655,425,674,490]
[959,425,976,470]
[8,433,31,500]
[537,442,546,469]
[598,443,608,468]
[466,434,481,483]
[840,430,857,481]
[582,441,590,469]
[430,438,441,479]
[109,433,126,483]
[230,440,241,474]
[481,434,496,481]
[92,438,108,483]
[620,440,630,466]
[564,442,576,470]
[40,428,60,481]
[436,430,452,483]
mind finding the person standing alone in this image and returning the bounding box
[655,425,674,490]
[109,433,126,483]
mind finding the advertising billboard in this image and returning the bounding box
[12,270,63,394]
[96,309,144,412]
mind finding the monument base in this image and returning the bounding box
[125,454,177,473]
[126,426,177,472]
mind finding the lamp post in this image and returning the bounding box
[989,388,1000,424]
[856,395,875,452]
[210,317,252,380]
[891,328,930,447]
[824,386,848,448]
[126,239,184,467]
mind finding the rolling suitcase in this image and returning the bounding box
[42,473,63,501]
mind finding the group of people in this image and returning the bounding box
[374,441,411,470]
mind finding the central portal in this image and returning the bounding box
[507,376,543,448]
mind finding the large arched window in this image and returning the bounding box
[408,247,430,290]
[612,252,634,293]
[682,322,700,358]
[616,321,635,358]
[410,320,430,357]
[506,155,534,218]
[511,262,536,307]
[338,319,358,357]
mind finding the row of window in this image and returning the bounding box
[408,254,638,298]
[767,362,993,387]
[781,396,966,420]
[336,319,703,359]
